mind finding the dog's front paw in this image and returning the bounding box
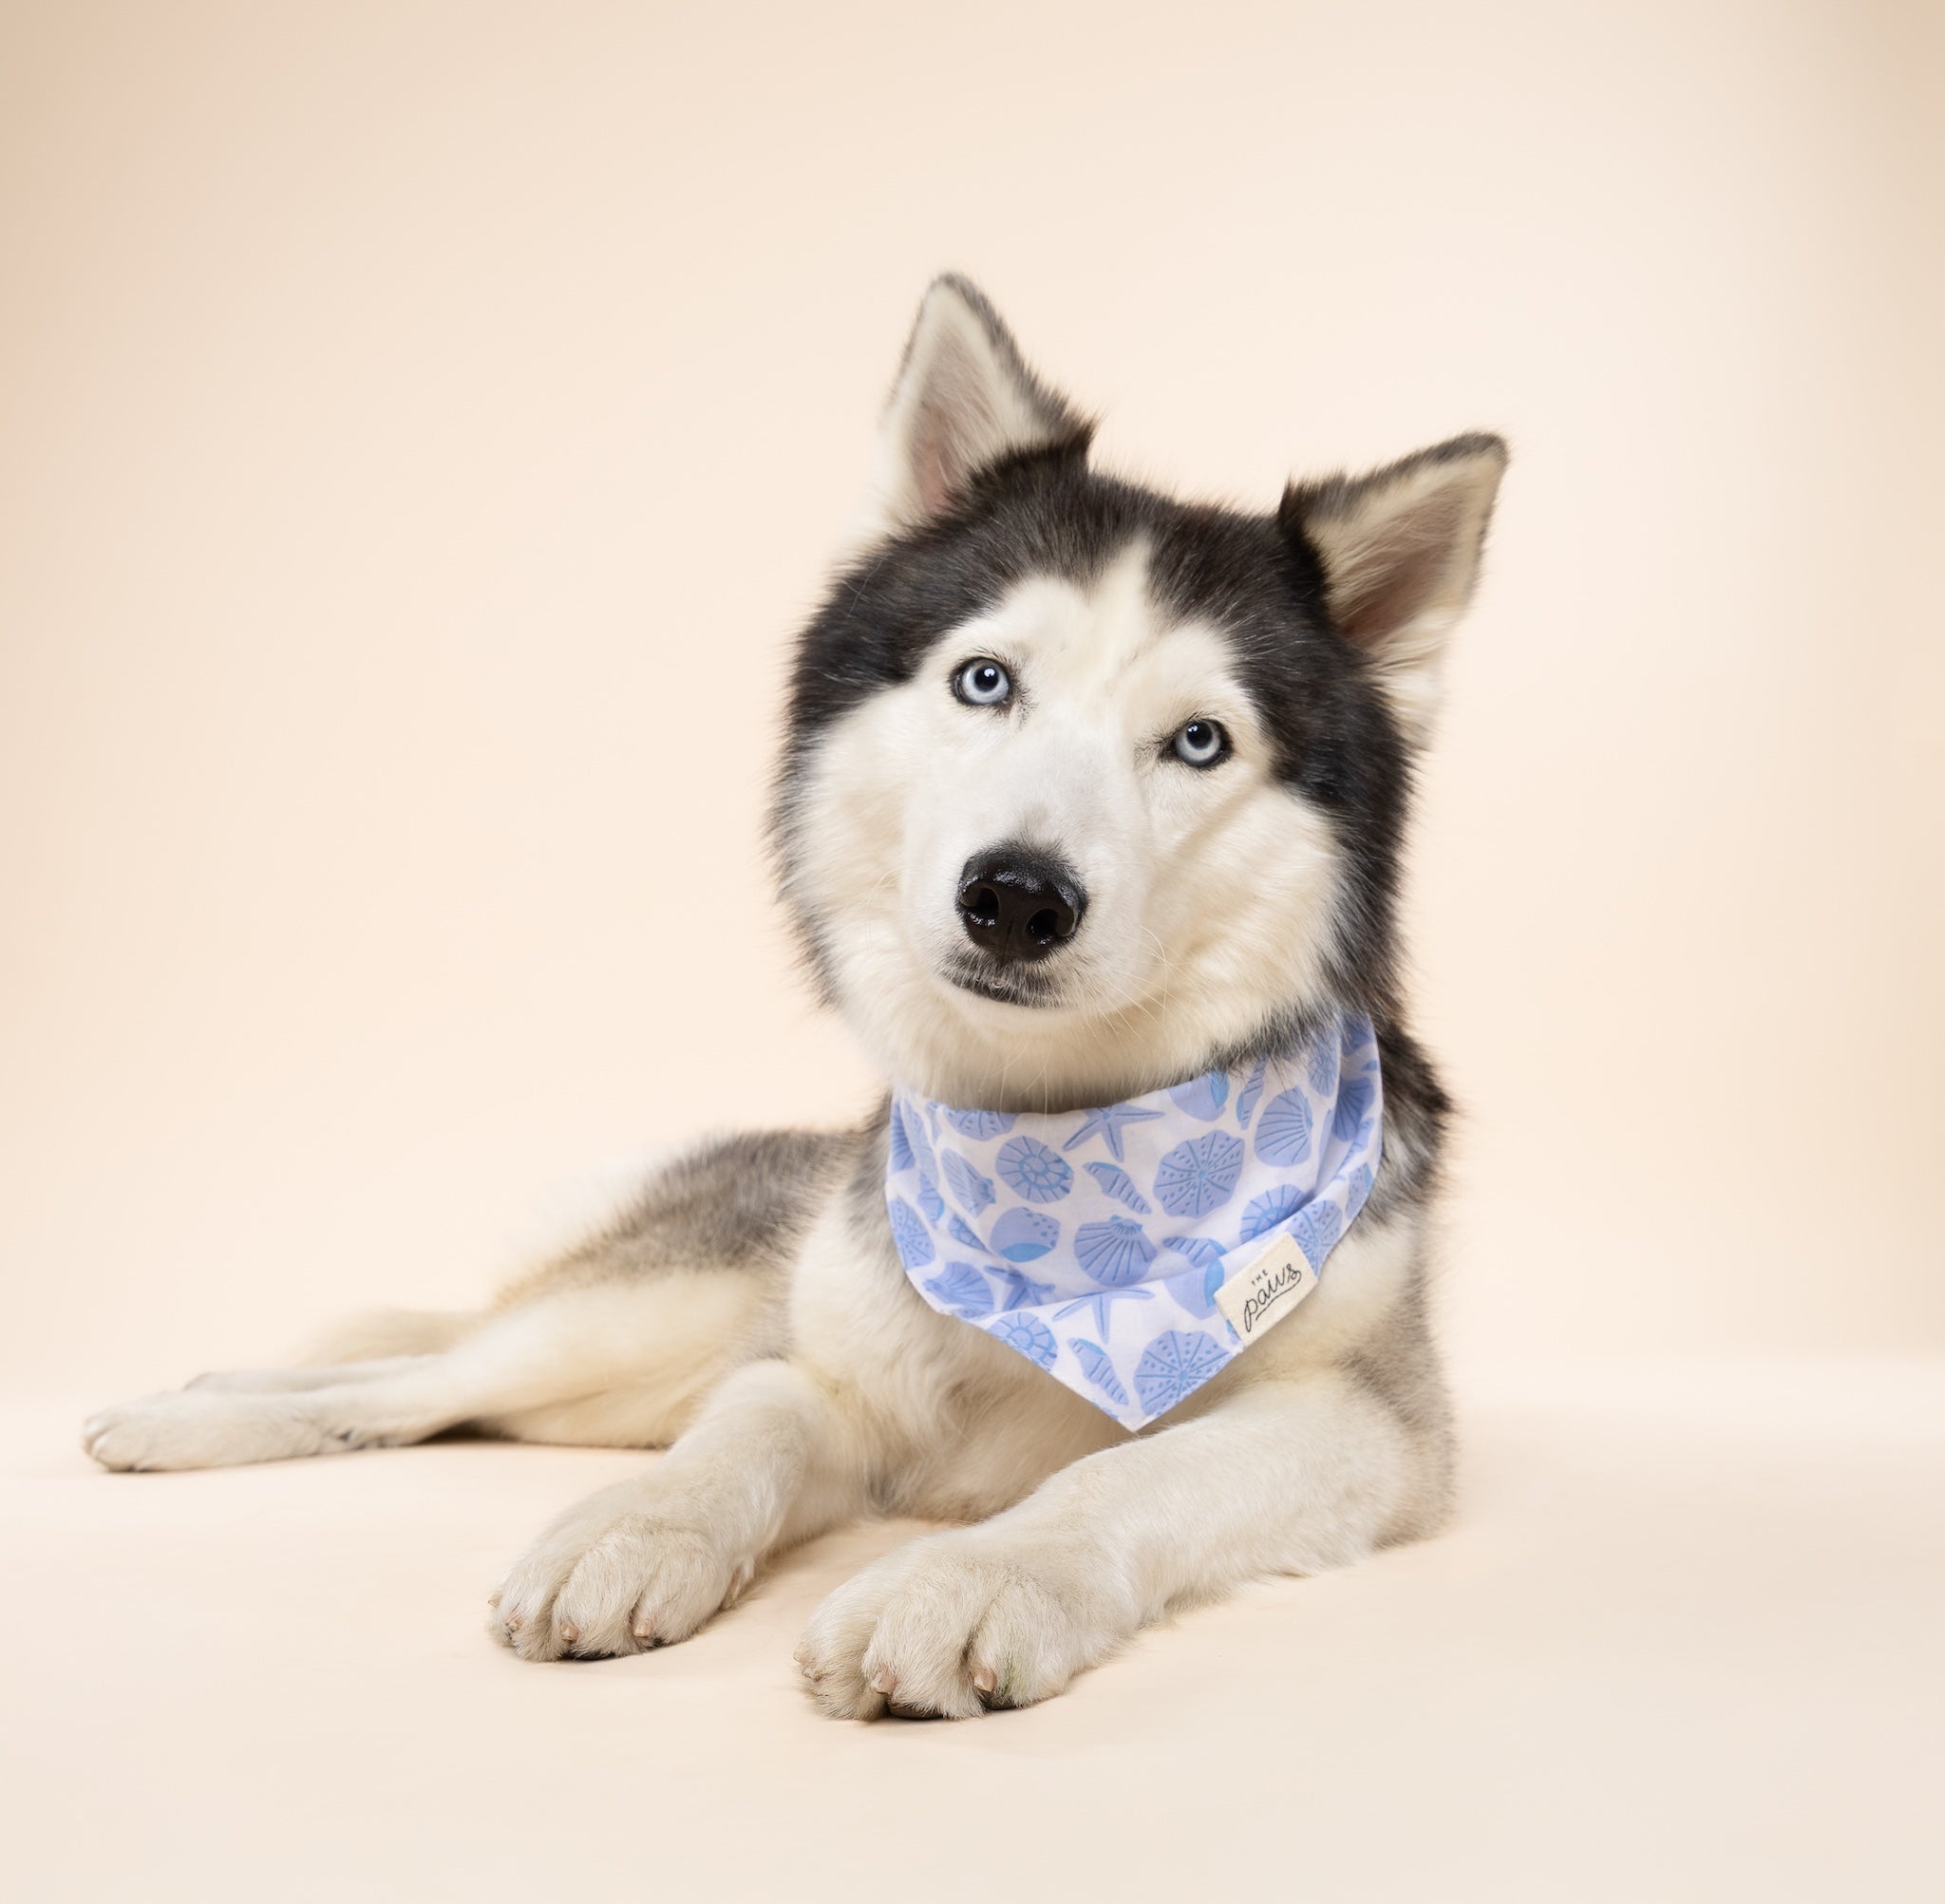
[82,1391,322,1471]
[794,1530,1129,1720]
[490,1476,751,1663]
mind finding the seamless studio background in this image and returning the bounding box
[3,0,1939,1388]
[1,5,1940,1900]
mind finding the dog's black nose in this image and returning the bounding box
[956,847,1086,964]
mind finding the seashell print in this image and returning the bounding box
[1344,1162,1374,1222]
[1074,1216,1159,1287]
[1070,1339,1129,1407]
[1162,1260,1223,1319]
[1134,1329,1230,1417]
[1083,1162,1152,1213]
[947,1213,991,1255]
[1293,1199,1344,1269]
[943,1152,996,1216]
[922,1261,993,1318]
[1168,1072,1230,1122]
[886,1197,935,1270]
[1332,1076,1375,1144]
[995,1135,1073,1203]
[904,1113,939,1190]
[1161,1235,1225,1272]
[916,1174,945,1222]
[990,1206,1060,1262]
[988,1310,1059,1369]
[993,1266,1056,1310]
[1238,1183,1304,1243]
[1061,1102,1165,1160]
[888,1103,916,1176]
[942,1107,1017,1140]
[1306,1027,1340,1097]
[1235,1057,1269,1129]
[1254,1088,1313,1167]
[1153,1132,1244,1218]
[1054,1287,1154,1339]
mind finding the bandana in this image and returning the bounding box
[885,1014,1383,1430]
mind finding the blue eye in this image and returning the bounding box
[954,658,1012,707]
[1172,719,1229,768]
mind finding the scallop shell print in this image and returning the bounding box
[1074,1216,1158,1287]
[989,1311,1059,1369]
[904,1113,939,1191]
[1238,1183,1304,1243]
[1134,1329,1230,1417]
[942,1107,1017,1140]
[922,1262,993,1318]
[1332,1076,1376,1144]
[1154,1131,1244,1218]
[888,1103,916,1175]
[1254,1089,1313,1167]
[995,1135,1073,1204]
[990,1207,1060,1262]
[887,1197,935,1270]
[943,1152,995,1216]
[1083,1162,1152,1213]
[1306,1029,1340,1097]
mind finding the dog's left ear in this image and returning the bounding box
[1281,433,1508,742]
[857,275,1090,541]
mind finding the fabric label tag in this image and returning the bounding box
[1215,1232,1319,1343]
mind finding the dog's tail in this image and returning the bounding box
[295,1307,483,1366]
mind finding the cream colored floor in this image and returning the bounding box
[4,1361,1938,1903]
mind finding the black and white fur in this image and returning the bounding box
[84,279,1506,1720]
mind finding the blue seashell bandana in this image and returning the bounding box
[886,1014,1383,1430]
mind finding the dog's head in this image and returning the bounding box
[772,278,1504,1108]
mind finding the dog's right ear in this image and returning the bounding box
[857,276,1089,541]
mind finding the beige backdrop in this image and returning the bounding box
[3,0,1941,1396]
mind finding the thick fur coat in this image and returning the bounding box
[84,279,1506,1719]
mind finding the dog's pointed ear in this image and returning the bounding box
[1281,433,1508,741]
[859,275,1090,539]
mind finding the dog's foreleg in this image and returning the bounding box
[797,1368,1415,1718]
[85,1291,664,1472]
[182,1357,433,1395]
[491,1358,871,1661]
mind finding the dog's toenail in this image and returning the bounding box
[487,1592,500,1608]
[868,1668,897,1695]
[972,1665,997,1694]
[633,1623,653,1641]
[558,1620,580,1644]
[504,1614,523,1631]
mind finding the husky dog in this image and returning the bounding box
[84,279,1505,1720]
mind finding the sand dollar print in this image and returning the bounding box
[1153,1131,1244,1218]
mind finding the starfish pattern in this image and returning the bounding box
[992,1267,1057,1311]
[1053,1286,1156,1341]
[1061,1101,1165,1161]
